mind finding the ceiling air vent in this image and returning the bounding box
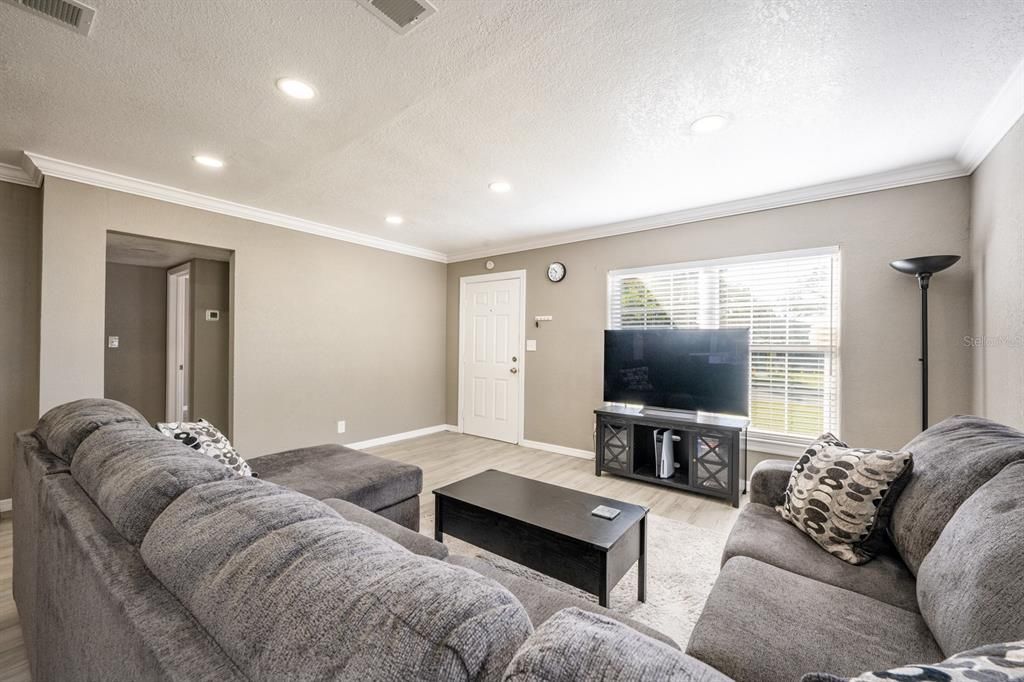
[2,0,96,35]
[356,0,436,35]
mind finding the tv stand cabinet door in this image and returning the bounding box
[598,418,631,474]
[691,430,733,494]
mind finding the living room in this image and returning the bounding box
[0,1,1022,680]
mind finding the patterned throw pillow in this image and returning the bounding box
[801,640,1024,682]
[157,419,254,477]
[776,433,913,565]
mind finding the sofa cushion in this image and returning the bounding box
[445,554,678,650]
[321,496,446,560]
[724,503,919,612]
[777,435,913,564]
[916,461,1024,656]
[253,443,422,510]
[801,640,1024,682]
[35,398,149,463]
[890,415,1024,574]
[503,608,730,682]
[686,557,942,682]
[71,422,237,544]
[35,473,248,682]
[141,478,533,681]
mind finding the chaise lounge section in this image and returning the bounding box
[255,443,423,530]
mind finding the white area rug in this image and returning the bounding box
[423,512,726,647]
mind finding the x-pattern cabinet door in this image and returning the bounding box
[600,420,630,472]
[692,430,732,492]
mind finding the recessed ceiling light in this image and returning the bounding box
[489,181,512,193]
[193,155,224,168]
[276,78,316,100]
[385,215,404,225]
[690,114,731,134]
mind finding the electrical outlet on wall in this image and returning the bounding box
[108,336,119,348]
[337,421,346,434]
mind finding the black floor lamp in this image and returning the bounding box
[889,255,961,432]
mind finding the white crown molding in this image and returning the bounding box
[15,150,978,267]
[957,58,1024,173]
[22,152,448,263]
[0,160,42,187]
[447,158,968,262]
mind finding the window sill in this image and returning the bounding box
[746,433,812,458]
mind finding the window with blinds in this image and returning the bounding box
[607,247,840,442]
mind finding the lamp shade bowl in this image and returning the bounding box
[889,255,961,276]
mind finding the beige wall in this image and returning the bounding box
[103,263,167,423]
[970,116,1024,431]
[190,258,231,435]
[0,182,41,501]
[40,178,447,458]
[446,178,974,454]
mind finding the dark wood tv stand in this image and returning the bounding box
[594,404,749,507]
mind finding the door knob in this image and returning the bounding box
[510,367,518,374]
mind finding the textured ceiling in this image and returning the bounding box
[1,0,1022,256]
[106,232,232,268]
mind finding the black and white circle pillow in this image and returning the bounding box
[157,418,254,477]
[801,640,1024,681]
[777,432,913,565]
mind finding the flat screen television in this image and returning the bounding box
[603,328,749,416]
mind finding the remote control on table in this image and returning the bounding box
[591,505,621,520]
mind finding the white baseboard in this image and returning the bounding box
[443,424,459,432]
[520,439,595,460]
[348,424,450,450]
[0,499,11,513]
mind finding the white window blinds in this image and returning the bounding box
[607,247,840,441]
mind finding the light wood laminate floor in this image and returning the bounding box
[0,431,751,681]
[374,431,748,534]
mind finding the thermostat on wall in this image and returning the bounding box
[205,310,220,321]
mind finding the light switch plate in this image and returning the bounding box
[526,339,537,351]
[337,420,346,434]
[107,336,119,348]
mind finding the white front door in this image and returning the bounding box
[461,276,522,443]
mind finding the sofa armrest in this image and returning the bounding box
[749,460,795,507]
[504,607,732,681]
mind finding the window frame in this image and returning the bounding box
[606,246,841,456]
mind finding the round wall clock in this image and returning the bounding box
[547,262,566,283]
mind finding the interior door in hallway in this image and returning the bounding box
[461,275,523,444]
[166,263,190,422]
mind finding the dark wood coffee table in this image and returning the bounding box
[433,469,647,607]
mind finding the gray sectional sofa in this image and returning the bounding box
[16,399,1022,681]
[14,399,704,681]
[686,415,1024,681]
